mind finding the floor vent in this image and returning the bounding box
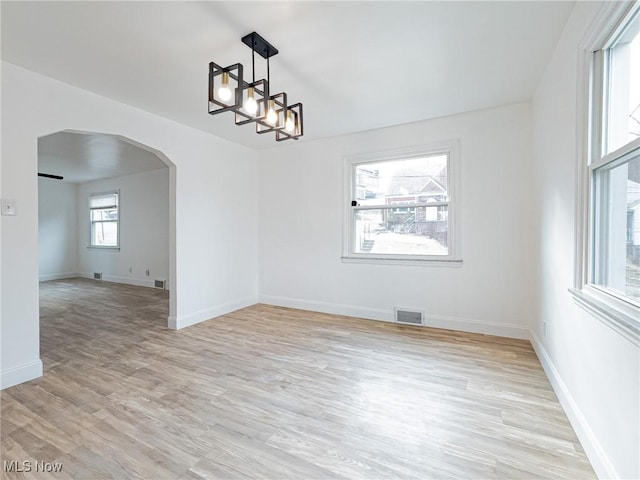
[395,308,424,326]
[93,272,102,280]
[154,279,166,289]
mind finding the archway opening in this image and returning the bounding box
[36,130,177,351]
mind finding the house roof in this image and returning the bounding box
[384,163,447,197]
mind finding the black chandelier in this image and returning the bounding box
[208,32,303,142]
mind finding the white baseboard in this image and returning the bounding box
[0,359,43,390]
[79,272,168,290]
[529,330,616,480]
[428,314,528,339]
[39,272,78,282]
[258,294,529,339]
[169,295,258,330]
[259,294,392,323]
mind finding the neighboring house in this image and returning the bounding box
[383,165,449,245]
[355,167,379,199]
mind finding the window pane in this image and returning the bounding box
[92,221,118,247]
[354,207,448,256]
[593,154,640,302]
[355,155,448,207]
[606,9,640,153]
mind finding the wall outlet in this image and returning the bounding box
[1,198,17,216]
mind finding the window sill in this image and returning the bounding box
[341,256,463,267]
[569,286,640,346]
[87,246,120,251]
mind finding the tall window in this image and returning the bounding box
[343,141,460,263]
[89,191,119,248]
[574,1,640,342]
[590,5,640,307]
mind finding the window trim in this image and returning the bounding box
[88,190,120,250]
[342,141,462,265]
[572,1,640,346]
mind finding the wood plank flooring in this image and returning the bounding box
[1,278,595,479]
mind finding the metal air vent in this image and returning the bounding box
[394,308,424,326]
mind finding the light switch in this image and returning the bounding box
[1,199,17,216]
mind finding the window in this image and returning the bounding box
[573,2,640,341]
[590,6,640,305]
[89,191,119,248]
[343,141,460,264]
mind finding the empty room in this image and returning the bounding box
[0,1,638,479]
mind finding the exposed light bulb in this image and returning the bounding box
[218,72,232,102]
[285,111,295,133]
[244,87,258,115]
[266,101,278,126]
[218,86,232,101]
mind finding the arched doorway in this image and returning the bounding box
[37,130,177,327]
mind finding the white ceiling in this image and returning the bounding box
[38,132,167,183]
[2,1,575,150]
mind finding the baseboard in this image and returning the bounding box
[0,359,43,390]
[529,330,616,480]
[428,314,528,339]
[259,294,392,323]
[39,272,78,282]
[78,272,168,290]
[258,294,529,339]
[102,274,156,289]
[169,295,258,330]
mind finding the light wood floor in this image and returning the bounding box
[1,278,595,479]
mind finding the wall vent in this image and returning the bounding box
[154,279,166,289]
[394,308,424,326]
[93,272,102,280]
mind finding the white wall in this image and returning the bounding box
[38,168,169,288]
[259,102,534,339]
[38,177,78,281]
[531,2,639,479]
[77,168,169,289]
[1,62,258,389]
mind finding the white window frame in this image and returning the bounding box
[342,141,462,266]
[572,1,640,346]
[88,190,120,250]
